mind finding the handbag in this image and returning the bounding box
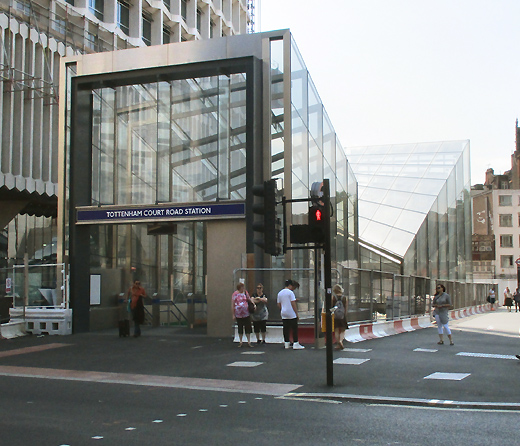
[247,299,256,314]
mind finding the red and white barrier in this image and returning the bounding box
[345,303,492,343]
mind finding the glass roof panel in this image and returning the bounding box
[383,230,415,256]
[346,140,467,256]
[394,209,427,233]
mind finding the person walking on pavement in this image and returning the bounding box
[127,280,146,337]
[432,284,454,346]
[514,288,520,313]
[332,284,348,350]
[488,288,496,310]
[231,282,254,348]
[277,279,305,349]
[504,287,513,312]
[251,283,269,344]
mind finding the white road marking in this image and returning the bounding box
[241,351,265,355]
[333,358,370,365]
[152,420,163,423]
[227,361,263,367]
[424,372,470,381]
[343,348,372,353]
[177,413,187,417]
[125,427,136,431]
[414,348,438,353]
[457,352,518,360]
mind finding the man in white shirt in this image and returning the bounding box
[277,279,305,349]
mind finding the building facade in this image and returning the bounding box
[0,0,252,313]
[60,30,358,335]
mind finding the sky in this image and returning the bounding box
[259,0,520,185]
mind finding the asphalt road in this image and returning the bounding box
[0,307,519,445]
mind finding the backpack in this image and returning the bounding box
[334,298,345,320]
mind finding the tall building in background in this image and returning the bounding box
[0,0,252,268]
[472,121,520,293]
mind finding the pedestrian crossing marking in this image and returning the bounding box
[227,361,263,367]
[333,358,369,365]
[424,372,470,381]
[414,348,438,353]
[343,348,372,353]
[456,352,518,360]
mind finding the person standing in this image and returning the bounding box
[332,284,348,350]
[432,284,454,346]
[277,279,305,350]
[231,282,253,348]
[127,280,146,337]
[504,287,513,312]
[251,283,269,344]
[514,288,520,313]
[488,288,496,310]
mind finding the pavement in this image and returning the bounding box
[1,306,520,411]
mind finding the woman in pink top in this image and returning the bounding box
[231,282,253,347]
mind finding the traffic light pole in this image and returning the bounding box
[322,179,333,387]
[281,180,334,386]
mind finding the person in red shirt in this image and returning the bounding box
[127,280,146,337]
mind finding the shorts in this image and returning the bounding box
[253,320,267,333]
[236,316,252,335]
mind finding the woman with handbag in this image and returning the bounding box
[332,284,348,350]
[231,282,253,347]
[432,284,454,346]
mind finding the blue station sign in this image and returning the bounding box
[76,202,246,224]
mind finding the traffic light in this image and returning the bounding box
[308,203,326,244]
[252,179,282,256]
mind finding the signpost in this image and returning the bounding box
[515,257,520,290]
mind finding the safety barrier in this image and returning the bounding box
[234,303,493,344]
[9,308,72,335]
[345,303,492,343]
[0,320,26,339]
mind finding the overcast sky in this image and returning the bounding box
[259,0,520,184]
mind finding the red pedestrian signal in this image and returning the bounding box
[315,209,322,221]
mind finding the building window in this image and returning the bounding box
[499,214,513,227]
[181,0,187,21]
[85,30,97,50]
[501,255,514,268]
[65,0,74,5]
[89,0,104,20]
[52,17,67,34]
[500,235,513,248]
[117,0,130,35]
[500,181,510,189]
[163,26,171,44]
[196,8,202,34]
[210,19,215,38]
[499,195,512,206]
[142,14,152,46]
[16,0,31,15]
[163,0,170,11]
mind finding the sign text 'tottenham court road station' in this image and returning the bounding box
[75,202,246,224]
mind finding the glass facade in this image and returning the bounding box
[62,30,360,332]
[347,140,472,282]
[288,38,357,266]
[86,74,247,299]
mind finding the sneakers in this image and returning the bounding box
[292,342,305,350]
[284,342,291,349]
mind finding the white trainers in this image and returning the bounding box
[293,342,305,350]
[284,342,291,349]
